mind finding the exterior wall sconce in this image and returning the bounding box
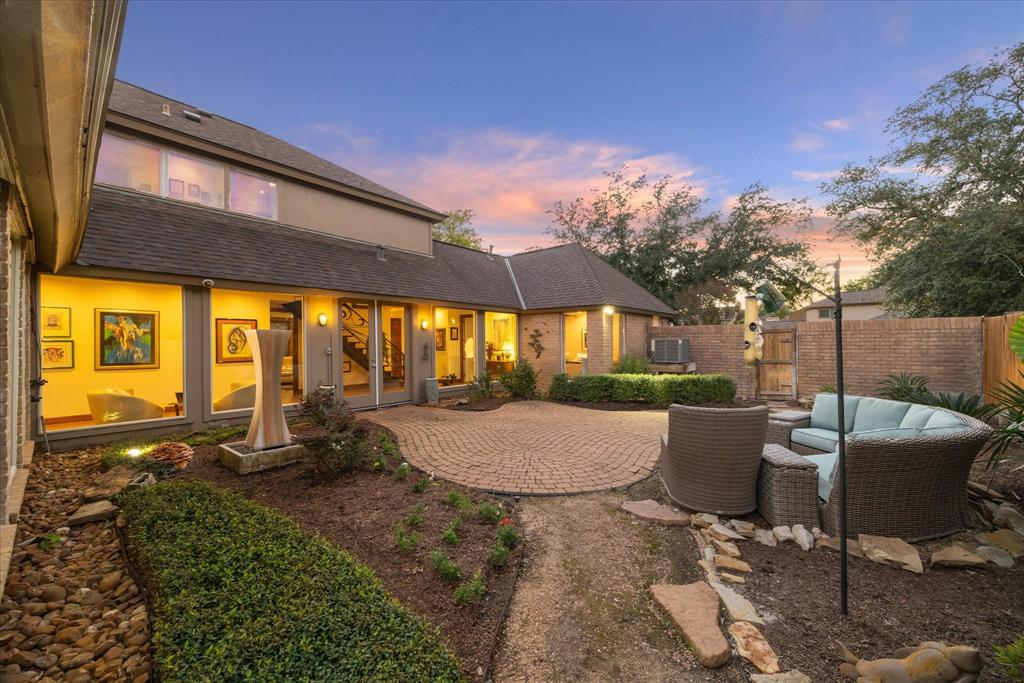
[602,305,615,315]
[420,319,429,330]
[317,313,329,326]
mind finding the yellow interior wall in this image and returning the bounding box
[564,312,587,360]
[434,307,475,381]
[40,274,184,420]
[485,312,517,361]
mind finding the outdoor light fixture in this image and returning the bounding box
[127,448,142,458]
[602,305,615,315]
[420,319,429,330]
[317,313,328,326]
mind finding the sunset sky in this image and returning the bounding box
[116,1,1023,282]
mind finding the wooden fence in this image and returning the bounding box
[983,312,1024,402]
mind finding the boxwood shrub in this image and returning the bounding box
[548,372,735,406]
[117,481,463,682]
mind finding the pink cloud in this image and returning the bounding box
[792,169,840,182]
[821,118,851,131]
[789,132,825,152]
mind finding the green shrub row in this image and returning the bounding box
[117,481,463,682]
[547,372,736,405]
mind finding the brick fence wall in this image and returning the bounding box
[649,325,757,398]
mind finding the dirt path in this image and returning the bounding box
[492,480,744,682]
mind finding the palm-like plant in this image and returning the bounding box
[985,317,1024,470]
[909,390,997,421]
[878,372,930,401]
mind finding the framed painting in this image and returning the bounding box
[435,328,446,351]
[95,310,159,370]
[216,318,257,363]
[450,327,459,341]
[40,306,71,338]
[40,340,74,369]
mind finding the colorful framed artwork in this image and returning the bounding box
[40,340,74,369]
[435,329,446,351]
[168,178,185,199]
[343,361,352,373]
[187,183,201,199]
[450,327,459,341]
[216,318,257,363]
[40,306,71,338]
[95,309,159,370]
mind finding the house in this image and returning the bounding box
[23,80,673,447]
[787,287,888,321]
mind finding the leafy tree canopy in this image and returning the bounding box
[432,208,483,250]
[547,168,825,323]
[824,44,1024,317]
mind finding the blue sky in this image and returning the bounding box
[116,1,1023,277]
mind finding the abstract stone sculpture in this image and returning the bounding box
[244,329,291,451]
[839,641,983,682]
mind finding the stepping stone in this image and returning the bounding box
[751,672,811,683]
[729,621,780,674]
[930,544,987,568]
[811,527,827,540]
[715,555,752,574]
[859,535,923,574]
[712,539,741,558]
[976,545,1014,568]
[993,504,1024,535]
[698,559,718,581]
[68,500,119,526]
[719,572,745,584]
[692,513,720,529]
[708,523,744,541]
[650,583,731,668]
[976,529,1024,558]
[754,529,777,547]
[711,583,764,624]
[791,525,815,551]
[772,526,794,543]
[818,536,865,558]
[620,499,690,525]
[729,519,756,538]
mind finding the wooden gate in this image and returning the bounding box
[983,312,1024,403]
[758,329,796,399]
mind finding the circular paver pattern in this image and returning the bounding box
[366,400,667,495]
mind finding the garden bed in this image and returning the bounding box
[177,421,523,679]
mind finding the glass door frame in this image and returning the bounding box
[339,299,412,408]
[377,301,412,406]
[339,299,377,409]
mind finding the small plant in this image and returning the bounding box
[909,390,996,420]
[470,370,495,399]
[395,462,412,480]
[377,435,399,459]
[487,541,509,567]
[441,517,461,545]
[819,383,836,394]
[476,502,504,525]
[453,570,487,604]
[38,533,64,551]
[295,389,373,479]
[496,520,519,549]
[372,453,388,471]
[877,372,930,401]
[412,477,430,493]
[429,550,462,582]
[996,634,1024,682]
[446,490,474,514]
[612,353,652,374]
[500,360,538,398]
[394,522,419,554]
[407,502,425,529]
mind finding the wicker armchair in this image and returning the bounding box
[659,404,769,515]
[758,444,820,529]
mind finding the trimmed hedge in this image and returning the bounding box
[117,481,463,682]
[548,372,736,405]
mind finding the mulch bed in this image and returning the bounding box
[176,422,522,680]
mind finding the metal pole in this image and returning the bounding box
[832,260,848,616]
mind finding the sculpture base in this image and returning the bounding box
[218,440,307,474]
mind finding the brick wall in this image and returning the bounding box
[623,313,652,358]
[795,317,984,398]
[649,325,757,398]
[519,312,563,391]
[586,310,613,374]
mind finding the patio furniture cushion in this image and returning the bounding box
[810,394,861,433]
[924,410,964,429]
[921,425,970,436]
[853,427,921,440]
[803,451,838,502]
[899,403,937,428]
[791,427,839,453]
[852,397,912,432]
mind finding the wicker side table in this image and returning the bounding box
[766,410,811,447]
[758,443,820,529]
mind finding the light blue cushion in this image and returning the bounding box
[853,397,912,432]
[804,452,838,502]
[791,427,839,453]
[924,410,963,429]
[810,394,861,433]
[900,404,936,429]
[853,427,921,440]
[921,426,969,437]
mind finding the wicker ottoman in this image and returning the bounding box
[766,410,811,447]
[757,443,820,529]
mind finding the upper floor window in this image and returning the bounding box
[166,151,225,208]
[95,135,160,195]
[230,170,277,219]
[818,308,834,319]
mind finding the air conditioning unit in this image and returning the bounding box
[650,338,690,364]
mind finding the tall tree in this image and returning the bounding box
[432,208,483,249]
[824,44,1024,317]
[548,169,824,322]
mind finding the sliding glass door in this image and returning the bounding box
[340,300,411,408]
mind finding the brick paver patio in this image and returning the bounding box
[366,400,666,495]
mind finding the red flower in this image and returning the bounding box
[499,517,514,526]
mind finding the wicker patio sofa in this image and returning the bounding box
[766,394,992,541]
[659,404,769,515]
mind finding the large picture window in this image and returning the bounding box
[230,170,277,219]
[434,307,476,385]
[95,135,160,195]
[211,289,303,413]
[166,151,225,208]
[484,312,517,377]
[39,275,184,431]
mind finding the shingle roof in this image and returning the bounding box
[78,188,675,316]
[805,287,887,309]
[107,81,439,216]
[508,243,676,315]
